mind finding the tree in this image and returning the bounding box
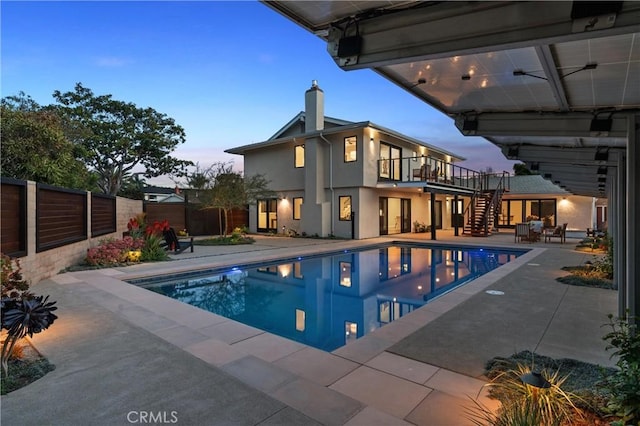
[0,93,94,189]
[513,163,534,176]
[185,163,211,191]
[52,83,192,195]
[117,172,147,200]
[196,162,275,236]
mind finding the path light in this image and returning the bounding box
[520,371,551,389]
[520,371,551,402]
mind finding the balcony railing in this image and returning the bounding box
[377,156,486,191]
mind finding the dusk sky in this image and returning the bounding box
[2,1,520,186]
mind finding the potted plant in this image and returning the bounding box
[414,221,428,233]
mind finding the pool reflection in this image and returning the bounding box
[138,245,521,352]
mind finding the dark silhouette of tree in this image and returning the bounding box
[52,83,192,195]
[513,163,533,175]
[1,93,94,189]
[195,162,275,236]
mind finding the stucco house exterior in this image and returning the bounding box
[227,81,597,240]
[226,81,496,240]
[491,175,599,233]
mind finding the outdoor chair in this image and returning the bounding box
[412,164,430,181]
[544,223,567,244]
[515,223,530,243]
[162,227,194,254]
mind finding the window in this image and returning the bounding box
[293,262,303,279]
[379,143,401,180]
[257,199,278,232]
[345,321,358,344]
[344,136,357,162]
[294,144,305,168]
[339,261,352,287]
[339,196,352,221]
[295,309,305,332]
[293,197,302,220]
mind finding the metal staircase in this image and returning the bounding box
[462,173,509,237]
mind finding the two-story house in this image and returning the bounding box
[226,81,494,239]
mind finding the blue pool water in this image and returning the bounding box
[130,244,524,352]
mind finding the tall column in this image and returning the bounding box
[610,164,623,316]
[626,113,639,320]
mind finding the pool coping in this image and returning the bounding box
[48,239,544,424]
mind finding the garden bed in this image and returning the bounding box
[1,339,55,395]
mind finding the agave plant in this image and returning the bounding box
[1,295,58,376]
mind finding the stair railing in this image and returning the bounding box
[481,172,509,235]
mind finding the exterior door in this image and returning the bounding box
[257,199,277,232]
[379,198,388,235]
[434,200,443,229]
[451,199,464,227]
[401,199,411,233]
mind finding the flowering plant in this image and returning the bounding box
[86,216,171,267]
[86,236,145,266]
[127,213,147,239]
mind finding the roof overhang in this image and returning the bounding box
[261,1,640,197]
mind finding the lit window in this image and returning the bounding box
[339,261,352,287]
[293,197,302,220]
[293,262,303,279]
[345,321,358,344]
[379,301,390,323]
[296,309,305,332]
[295,144,305,168]
[344,136,357,162]
[339,196,352,221]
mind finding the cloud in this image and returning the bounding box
[94,56,130,67]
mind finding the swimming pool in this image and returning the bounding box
[130,243,524,352]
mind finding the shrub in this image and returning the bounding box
[477,362,584,425]
[1,254,30,299]
[127,212,147,239]
[86,217,171,267]
[85,236,144,266]
[140,219,170,261]
[0,254,58,377]
[140,234,169,262]
[600,313,640,425]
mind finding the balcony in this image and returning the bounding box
[377,156,485,192]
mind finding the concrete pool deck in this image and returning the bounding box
[1,231,617,425]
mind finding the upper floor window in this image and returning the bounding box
[293,197,303,220]
[379,143,401,180]
[295,144,305,168]
[344,136,357,162]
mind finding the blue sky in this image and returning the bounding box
[1,1,519,185]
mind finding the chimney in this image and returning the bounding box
[304,80,324,132]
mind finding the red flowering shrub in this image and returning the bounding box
[85,236,145,266]
[127,213,147,239]
[145,220,169,237]
[140,220,170,261]
[85,216,171,267]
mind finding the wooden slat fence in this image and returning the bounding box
[144,202,248,236]
[91,193,116,237]
[0,178,27,257]
[36,184,87,252]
